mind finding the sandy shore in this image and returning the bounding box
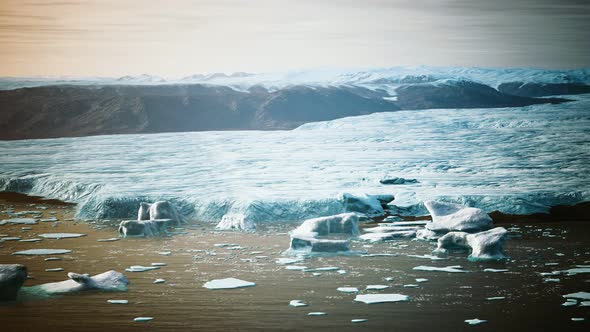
[1,194,589,331]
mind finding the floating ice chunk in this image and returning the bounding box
[19,238,42,242]
[40,218,58,222]
[203,278,256,290]
[361,253,398,257]
[215,214,255,231]
[292,213,359,237]
[151,263,167,267]
[561,267,590,276]
[424,201,492,233]
[389,221,428,227]
[435,227,508,261]
[465,318,487,325]
[0,218,38,225]
[383,216,403,222]
[158,251,172,256]
[44,257,62,261]
[483,268,509,273]
[543,278,560,283]
[413,265,468,273]
[24,271,129,296]
[404,284,419,288]
[337,270,347,275]
[579,301,590,307]
[366,285,389,290]
[307,312,327,316]
[359,230,416,243]
[134,317,153,322]
[276,257,305,265]
[562,301,577,307]
[13,249,72,255]
[107,299,128,304]
[354,293,410,304]
[337,287,359,293]
[385,277,394,281]
[289,300,308,307]
[153,279,166,284]
[118,219,173,237]
[21,226,32,230]
[305,267,340,272]
[125,266,160,272]
[351,319,368,323]
[415,229,441,241]
[341,193,393,217]
[97,238,120,242]
[2,237,21,241]
[486,296,505,301]
[138,201,184,224]
[571,318,585,322]
[407,254,448,260]
[39,233,86,239]
[415,278,429,283]
[286,266,307,271]
[363,225,420,233]
[45,268,64,272]
[289,235,350,253]
[563,292,590,300]
[214,243,238,248]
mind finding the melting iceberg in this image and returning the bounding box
[1,95,589,223]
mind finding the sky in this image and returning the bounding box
[0,0,588,78]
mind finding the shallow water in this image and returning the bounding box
[1,95,589,222]
[1,202,589,331]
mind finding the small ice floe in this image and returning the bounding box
[486,297,505,301]
[312,272,322,277]
[579,301,590,307]
[354,294,410,304]
[415,229,440,241]
[138,201,184,224]
[1,237,22,241]
[385,277,394,281]
[304,267,340,272]
[307,312,327,316]
[158,251,172,256]
[337,270,347,275]
[361,253,398,257]
[464,318,487,325]
[415,278,429,283]
[13,249,72,255]
[151,263,167,267]
[363,226,420,233]
[292,213,360,237]
[23,271,128,296]
[351,319,368,323]
[0,218,39,225]
[543,278,560,283]
[483,268,509,273]
[563,292,590,300]
[571,318,585,322]
[107,300,128,304]
[560,267,590,276]
[21,226,33,230]
[337,287,359,293]
[44,257,62,261]
[203,278,256,290]
[413,265,468,273]
[118,219,173,237]
[407,254,448,261]
[215,213,255,231]
[40,218,59,222]
[125,265,160,272]
[276,257,305,265]
[286,266,308,271]
[214,243,238,248]
[97,238,120,242]
[434,227,508,261]
[19,238,42,242]
[404,284,419,288]
[424,201,492,233]
[45,268,64,272]
[134,317,153,322]
[359,231,416,243]
[39,233,86,239]
[153,279,166,284]
[366,285,389,290]
[561,300,577,307]
[289,235,350,254]
[289,300,308,307]
[545,263,559,266]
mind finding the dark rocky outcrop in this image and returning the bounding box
[0,264,27,301]
[498,82,590,97]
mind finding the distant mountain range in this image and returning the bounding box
[0,67,589,140]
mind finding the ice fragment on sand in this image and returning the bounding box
[158,251,172,256]
[289,300,308,307]
[354,294,410,304]
[424,201,492,233]
[125,265,160,272]
[40,218,58,222]
[366,285,389,290]
[44,257,62,261]
[45,268,64,272]
[351,319,368,323]
[286,266,307,271]
[413,265,468,273]
[276,257,305,265]
[0,218,38,225]
[415,278,429,283]
[151,263,167,267]
[13,249,71,255]
[108,300,128,304]
[483,268,509,273]
[39,233,86,239]
[203,278,255,290]
[153,279,166,284]
[308,312,327,316]
[97,238,120,242]
[465,319,487,325]
[486,297,505,301]
[134,317,153,322]
[337,287,359,293]
[19,238,42,242]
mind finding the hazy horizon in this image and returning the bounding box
[1,0,589,77]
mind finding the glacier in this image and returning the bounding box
[0,94,589,223]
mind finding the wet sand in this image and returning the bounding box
[1,196,589,331]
